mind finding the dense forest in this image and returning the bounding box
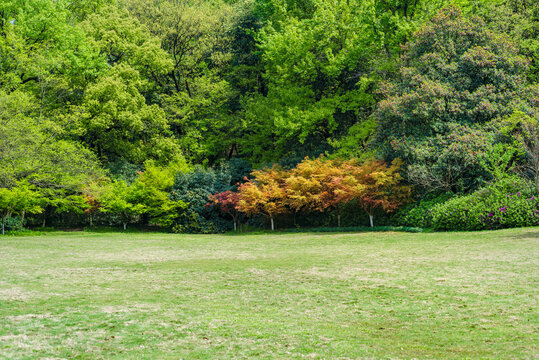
[1,0,538,233]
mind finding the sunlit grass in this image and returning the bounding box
[1,228,537,359]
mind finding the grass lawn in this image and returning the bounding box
[0,228,538,359]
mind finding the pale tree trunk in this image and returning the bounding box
[232,215,238,231]
[369,214,374,228]
[337,214,341,227]
[123,222,127,231]
[2,216,5,235]
[270,217,274,231]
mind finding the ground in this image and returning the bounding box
[0,228,537,359]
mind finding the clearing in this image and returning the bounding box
[0,228,538,359]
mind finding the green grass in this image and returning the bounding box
[0,229,538,359]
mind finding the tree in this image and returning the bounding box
[241,0,378,163]
[209,190,241,231]
[75,64,181,164]
[0,181,43,234]
[499,110,539,193]
[285,158,325,224]
[285,157,361,227]
[477,0,539,83]
[39,189,88,228]
[519,116,539,193]
[122,0,239,163]
[315,159,363,227]
[479,142,518,182]
[400,124,491,194]
[10,181,43,228]
[375,6,529,145]
[351,159,410,227]
[237,166,288,230]
[102,180,146,230]
[170,165,233,233]
[0,91,104,189]
[130,161,189,228]
[374,6,529,193]
[0,188,16,235]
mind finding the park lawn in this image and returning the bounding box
[0,229,537,359]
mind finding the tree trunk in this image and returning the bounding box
[233,221,237,231]
[185,80,192,97]
[20,210,25,228]
[369,214,374,228]
[89,214,93,227]
[337,214,341,227]
[123,222,127,231]
[270,217,274,231]
[42,215,46,228]
[2,216,5,235]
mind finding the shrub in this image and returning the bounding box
[170,165,233,233]
[4,216,25,231]
[431,178,539,230]
[394,193,454,228]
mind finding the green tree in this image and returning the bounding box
[122,0,239,163]
[0,91,103,189]
[130,161,189,228]
[102,180,146,230]
[374,6,530,193]
[0,181,43,234]
[0,188,16,235]
[75,64,181,164]
[375,6,529,145]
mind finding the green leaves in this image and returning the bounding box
[82,5,172,77]
[0,180,43,234]
[76,64,180,164]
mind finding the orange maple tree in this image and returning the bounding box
[350,159,410,227]
[237,165,288,230]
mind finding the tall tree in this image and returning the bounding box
[374,6,530,193]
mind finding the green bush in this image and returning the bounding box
[4,216,25,231]
[394,193,454,228]
[170,165,234,233]
[431,178,539,231]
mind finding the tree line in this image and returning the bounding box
[0,0,538,232]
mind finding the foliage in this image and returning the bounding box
[2,0,539,232]
[0,91,104,189]
[394,193,454,228]
[398,124,491,194]
[497,110,539,193]
[101,180,146,230]
[349,159,411,226]
[375,6,531,193]
[170,165,233,233]
[431,177,539,230]
[477,0,539,82]
[138,162,188,227]
[0,181,43,235]
[237,165,288,230]
[209,190,241,231]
